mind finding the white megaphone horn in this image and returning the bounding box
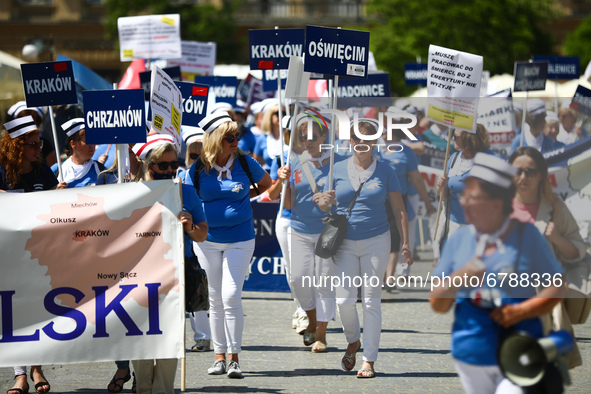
[498,330,574,388]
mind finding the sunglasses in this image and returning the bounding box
[224,132,242,143]
[189,153,200,161]
[23,140,44,149]
[152,161,180,171]
[514,167,539,178]
[299,133,321,142]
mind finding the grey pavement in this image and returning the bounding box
[2,257,591,393]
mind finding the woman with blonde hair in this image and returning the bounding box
[185,111,271,378]
[253,103,285,170]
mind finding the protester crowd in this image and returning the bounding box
[1,94,590,394]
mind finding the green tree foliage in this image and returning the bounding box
[563,17,591,71]
[366,0,557,95]
[105,0,242,64]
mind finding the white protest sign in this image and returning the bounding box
[167,40,216,80]
[151,66,183,151]
[118,15,181,61]
[284,56,310,99]
[477,89,516,157]
[427,45,483,133]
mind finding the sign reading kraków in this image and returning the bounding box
[304,25,370,78]
[173,82,209,126]
[21,61,77,107]
[249,28,305,70]
[83,89,146,145]
[194,76,238,106]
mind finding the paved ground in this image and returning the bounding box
[2,258,590,393]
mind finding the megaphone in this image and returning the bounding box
[498,330,574,387]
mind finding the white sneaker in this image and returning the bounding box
[191,339,211,352]
[227,360,243,379]
[292,310,298,329]
[296,315,309,335]
[207,359,226,375]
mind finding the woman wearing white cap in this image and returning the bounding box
[430,153,564,394]
[1,116,64,393]
[509,146,586,369]
[509,99,564,155]
[184,111,271,378]
[316,120,412,378]
[51,118,104,187]
[130,133,208,394]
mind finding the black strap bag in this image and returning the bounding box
[185,255,209,312]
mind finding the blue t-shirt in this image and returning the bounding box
[433,222,563,366]
[185,155,265,243]
[181,183,207,256]
[270,152,290,219]
[290,155,344,234]
[332,158,401,240]
[253,134,281,170]
[238,126,257,155]
[0,164,58,192]
[509,132,565,155]
[379,143,418,196]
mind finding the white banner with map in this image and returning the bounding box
[0,181,185,367]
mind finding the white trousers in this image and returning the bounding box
[334,232,390,362]
[132,359,177,394]
[454,360,524,394]
[194,239,255,354]
[189,311,211,341]
[289,229,336,322]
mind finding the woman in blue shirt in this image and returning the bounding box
[430,153,564,394]
[130,134,208,394]
[253,103,284,170]
[317,120,412,378]
[435,124,493,259]
[185,111,271,379]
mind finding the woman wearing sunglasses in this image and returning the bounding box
[316,120,412,378]
[434,124,494,261]
[1,116,64,394]
[185,111,271,379]
[285,116,344,354]
[430,153,564,394]
[509,146,587,369]
[51,118,104,187]
[130,133,208,394]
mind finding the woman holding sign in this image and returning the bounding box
[315,119,412,378]
[185,112,271,379]
[1,116,65,394]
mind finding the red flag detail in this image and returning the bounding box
[258,60,274,69]
[192,87,208,96]
[118,59,146,90]
[294,170,303,185]
[53,62,68,72]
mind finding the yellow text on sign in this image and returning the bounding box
[171,105,181,134]
[428,105,473,131]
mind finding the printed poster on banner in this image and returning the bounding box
[249,28,305,70]
[304,25,370,78]
[167,40,216,80]
[194,76,238,106]
[83,89,146,145]
[571,85,591,117]
[427,45,483,133]
[21,61,77,107]
[513,61,548,92]
[477,89,515,157]
[174,81,209,127]
[151,66,183,151]
[0,181,185,367]
[118,14,182,62]
[532,56,580,80]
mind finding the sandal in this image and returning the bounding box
[311,341,327,353]
[29,370,50,394]
[107,369,131,393]
[7,375,29,394]
[341,341,361,371]
[357,367,375,378]
[303,330,316,346]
